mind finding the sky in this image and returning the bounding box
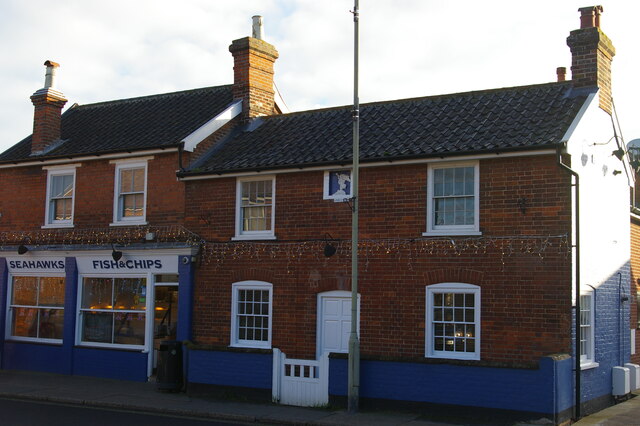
[0,0,638,153]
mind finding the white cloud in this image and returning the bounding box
[0,0,638,151]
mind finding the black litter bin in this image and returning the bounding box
[156,340,183,391]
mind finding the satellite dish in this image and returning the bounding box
[627,139,640,170]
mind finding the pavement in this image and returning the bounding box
[0,369,638,426]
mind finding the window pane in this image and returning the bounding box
[54,198,72,220]
[114,312,145,345]
[132,168,145,192]
[120,169,133,193]
[12,276,38,305]
[51,174,74,198]
[123,194,144,217]
[114,278,146,310]
[38,277,65,307]
[39,308,64,339]
[11,307,38,337]
[82,278,113,309]
[82,311,113,343]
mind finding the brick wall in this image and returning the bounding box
[0,152,184,231]
[186,154,573,366]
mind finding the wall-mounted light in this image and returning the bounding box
[517,198,528,215]
[323,233,337,257]
[111,245,123,261]
[613,170,622,176]
[17,245,29,255]
[612,148,626,161]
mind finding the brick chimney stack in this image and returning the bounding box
[30,60,68,154]
[229,16,279,122]
[566,5,616,115]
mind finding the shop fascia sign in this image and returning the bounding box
[6,257,65,273]
[6,255,179,274]
[77,254,179,274]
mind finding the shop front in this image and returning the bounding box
[0,248,194,381]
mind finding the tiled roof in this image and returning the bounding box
[187,82,594,175]
[0,85,234,163]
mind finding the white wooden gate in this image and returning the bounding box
[272,348,328,407]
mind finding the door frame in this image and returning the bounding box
[316,290,360,358]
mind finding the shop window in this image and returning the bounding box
[230,281,272,348]
[425,282,480,360]
[8,276,65,342]
[79,277,146,348]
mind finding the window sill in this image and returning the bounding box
[426,353,480,361]
[422,230,482,237]
[42,223,74,229]
[229,343,272,350]
[110,221,148,227]
[232,235,277,241]
[580,361,599,370]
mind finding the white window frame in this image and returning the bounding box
[76,274,149,351]
[230,281,273,349]
[323,170,352,201]
[43,165,79,228]
[233,176,276,240]
[425,282,480,360]
[424,161,480,236]
[580,292,598,369]
[5,273,66,344]
[110,159,149,226]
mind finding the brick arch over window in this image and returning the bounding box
[423,268,484,286]
[230,268,276,284]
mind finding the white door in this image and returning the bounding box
[317,291,359,357]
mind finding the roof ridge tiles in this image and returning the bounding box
[71,84,233,110]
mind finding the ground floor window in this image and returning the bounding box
[79,277,146,347]
[425,282,480,360]
[230,281,272,349]
[580,292,596,366]
[8,276,65,341]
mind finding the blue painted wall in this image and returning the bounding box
[3,342,67,373]
[73,347,148,381]
[178,255,195,342]
[188,349,272,389]
[330,356,573,416]
[578,265,631,405]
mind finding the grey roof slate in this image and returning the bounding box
[186,82,594,175]
[0,85,234,163]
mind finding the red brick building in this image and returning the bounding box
[0,6,634,425]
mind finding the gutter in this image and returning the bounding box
[556,143,581,421]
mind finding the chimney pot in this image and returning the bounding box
[43,60,60,89]
[556,67,567,82]
[578,5,603,29]
[252,15,264,40]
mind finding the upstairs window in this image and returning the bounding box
[44,166,77,227]
[234,176,275,240]
[112,160,148,225]
[425,162,480,236]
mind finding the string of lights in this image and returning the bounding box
[0,226,570,272]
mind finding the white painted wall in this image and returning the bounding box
[565,92,631,295]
